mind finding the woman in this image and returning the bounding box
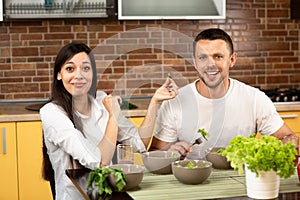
[40,42,177,200]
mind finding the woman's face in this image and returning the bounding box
[57,52,93,98]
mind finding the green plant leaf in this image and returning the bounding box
[113,169,127,191]
[220,134,297,178]
[197,128,208,141]
[186,161,196,168]
[87,166,127,197]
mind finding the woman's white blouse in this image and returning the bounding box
[40,93,146,200]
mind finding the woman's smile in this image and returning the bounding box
[71,82,86,88]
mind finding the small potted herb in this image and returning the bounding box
[220,134,297,199]
[220,134,297,177]
[87,167,127,200]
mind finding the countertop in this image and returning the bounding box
[0,99,300,122]
[0,98,151,122]
[273,102,300,112]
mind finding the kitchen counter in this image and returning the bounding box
[274,102,300,112]
[0,99,300,122]
[0,101,42,122]
[0,98,151,122]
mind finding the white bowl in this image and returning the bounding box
[172,160,212,184]
[142,151,181,174]
[108,164,144,190]
[205,147,232,169]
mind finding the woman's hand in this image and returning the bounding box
[152,77,178,104]
[102,94,121,119]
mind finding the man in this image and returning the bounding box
[150,28,296,159]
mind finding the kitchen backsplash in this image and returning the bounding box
[0,0,300,100]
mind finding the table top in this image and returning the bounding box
[67,168,300,200]
[128,170,300,200]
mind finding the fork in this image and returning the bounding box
[191,137,203,146]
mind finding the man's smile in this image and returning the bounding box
[206,71,219,76]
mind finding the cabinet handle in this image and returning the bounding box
[280,114,298,119]
[2,127,6,154]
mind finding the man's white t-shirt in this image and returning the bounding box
[154,78,283,159]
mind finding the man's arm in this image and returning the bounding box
[138,77,178,149]
[150,137,192,159]
[271,123,296,140]
[271,123,298,148]
[150,137,171,151]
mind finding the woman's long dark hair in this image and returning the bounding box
[42,135,55,197]
[51,42,97,119]
[42,42,98,197]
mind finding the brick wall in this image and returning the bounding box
[0,0,299,100]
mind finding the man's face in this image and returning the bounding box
[193,39,236,89]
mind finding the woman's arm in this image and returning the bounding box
[138,77,178,149]
[98,94,120,166]
[40,103,101,169]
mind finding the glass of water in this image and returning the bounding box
[117,144,134,164]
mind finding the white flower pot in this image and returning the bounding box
[245,164,280,199]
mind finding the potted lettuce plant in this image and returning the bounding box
[220,134,297,199]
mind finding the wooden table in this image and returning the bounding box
[67,169,300,200]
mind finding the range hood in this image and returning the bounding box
[118,0,226,20]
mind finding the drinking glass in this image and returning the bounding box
[117,144,134,164]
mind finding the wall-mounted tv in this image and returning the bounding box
[118,0,226,20]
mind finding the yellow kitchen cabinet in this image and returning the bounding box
[17,121,53,200]
[0,121,53,200]
[128,117,144,127]
[128,117,145,165]
[279,111,300,134]
[0,122,18,200]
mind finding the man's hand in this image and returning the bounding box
[169,141,192,159]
